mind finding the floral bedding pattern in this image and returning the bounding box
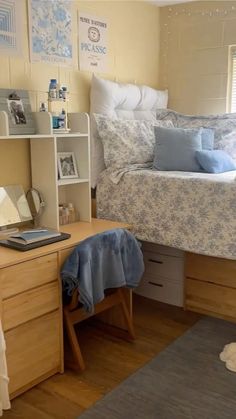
[97,168,236,260]
[94,114,173,168]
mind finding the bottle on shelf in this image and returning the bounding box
[39,102,47,112]
[48,79,57,100]
[58,108,67,129]
[58,87,63,99]
[52,113,59,129]
[61,86,67,101]
[68,203,76,223]
[59,205,63,225]
[61,205,69,225]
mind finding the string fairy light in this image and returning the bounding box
[161,3,236,88]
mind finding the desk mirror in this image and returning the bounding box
[26,188,45,227]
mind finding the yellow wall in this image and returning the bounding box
[159,1,236,115]
[0,0,160,191]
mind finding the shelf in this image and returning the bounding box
[57,178,89,186]
[48,98,67,102]
[0,112,89,138]
[55,132,87,138]
[30,112,91,230]
[0,134,54,140]
[0,133,88,140]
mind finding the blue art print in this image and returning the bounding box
[30,0,73,65]
[0,0,21,55]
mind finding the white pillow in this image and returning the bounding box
[90,74,169,187]
[94,114,173,169]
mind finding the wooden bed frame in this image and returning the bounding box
[185,252,236,322]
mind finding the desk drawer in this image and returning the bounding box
[6,310,61,397]
[2,281,59,331]
[0,253,57,299]
[143,251,183,281]
[185,253,236,288]
[185,278,236,319]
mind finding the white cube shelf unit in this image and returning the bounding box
[30,112,91,230]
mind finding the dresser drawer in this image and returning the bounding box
[135,275,184,307]
[143,251,184,281]
[6,310,61,397]
[185,278,236,319]
[0,253,58,299]
[2,281,60,331]
[185,253,236,288]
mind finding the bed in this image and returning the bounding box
[97,168,236,260]
[90,75,236,321]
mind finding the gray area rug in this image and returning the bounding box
[78,317,236,419]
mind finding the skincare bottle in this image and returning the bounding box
[49,79,57,99]
[59,87,63,99]
[58,109,66,129]
[62,86,67,101]
[62,205,69,225]
[68,203,76,223]
[39,102,47,112]
[59,205,63,225]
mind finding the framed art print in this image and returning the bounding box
[57,152,79,179]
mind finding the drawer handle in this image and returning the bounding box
[148,281,163,288]
[148,258,163,265]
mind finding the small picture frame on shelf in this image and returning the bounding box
[57,152,79,179]
[0,89,36,135]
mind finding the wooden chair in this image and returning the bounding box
[63,287,135,371]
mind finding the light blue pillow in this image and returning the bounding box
[153,127,203,172]
[195,150,236,173]
[201,128,214,150]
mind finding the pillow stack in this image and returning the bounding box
[94,114,173,169]
[153,126,236,173]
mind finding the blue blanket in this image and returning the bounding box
[61,228,144,313]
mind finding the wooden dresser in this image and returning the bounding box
[185,252,236,321]
[0,219,130,399]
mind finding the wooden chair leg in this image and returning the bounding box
[63,309,86,371]
[117,289,136,340]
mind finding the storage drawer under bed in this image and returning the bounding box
[135,243,184,307]
[135,274,184,307]
[143,251,184,282]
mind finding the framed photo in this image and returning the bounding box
[7,98,27,125]
[57,152,79,179]
[0,89,36,135]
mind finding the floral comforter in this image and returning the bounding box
[97,168,236,260]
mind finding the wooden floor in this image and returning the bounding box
[5,295,201,419]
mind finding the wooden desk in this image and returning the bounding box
[0,219,130,399]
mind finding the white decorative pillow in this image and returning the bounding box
[94,114,173,168]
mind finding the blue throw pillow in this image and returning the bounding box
[195,150,236,173]
[201,128,214,150]
[153,127,203,172]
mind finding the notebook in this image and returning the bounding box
[8,229,61,245]
[0,232,71,251]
